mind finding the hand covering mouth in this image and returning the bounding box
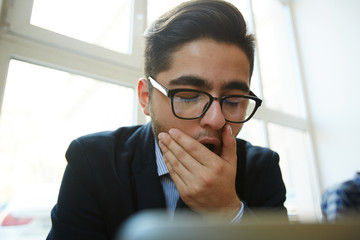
[199,138,221,155]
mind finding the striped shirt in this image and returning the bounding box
[321,172,360,222]
[154,140,244,222]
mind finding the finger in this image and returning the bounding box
[162,152,186,188]
[159,137,196,199]
[159,131,203,170]
[167,128,217,166]
[220,124,237,166]
[163,154,189,192]
[158,132,197,183]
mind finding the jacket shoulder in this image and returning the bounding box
[73,124,144,149]
[66,124,150,161]
[236,139,279,167]
[244,140,277,160]
[64,124,154,187]
[236,139,286,210]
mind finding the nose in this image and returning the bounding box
[199,99,226,130]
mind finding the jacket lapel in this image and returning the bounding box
[131,123,166,210]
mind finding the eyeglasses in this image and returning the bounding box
[148,76,262,123]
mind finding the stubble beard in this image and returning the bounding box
[150,110,164,144]
[149,106,223,155]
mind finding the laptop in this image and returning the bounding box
[117,210,360,240]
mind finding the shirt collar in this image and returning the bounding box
[155,139,169,177]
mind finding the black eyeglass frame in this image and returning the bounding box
[148,76,262,123]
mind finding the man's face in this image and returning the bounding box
[143,38,250,155]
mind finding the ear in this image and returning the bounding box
[137,78,150,116]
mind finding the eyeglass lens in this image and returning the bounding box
[172,91,256,122]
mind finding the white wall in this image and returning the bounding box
[291,0,360,191]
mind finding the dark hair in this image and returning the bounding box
[144,0,255,81]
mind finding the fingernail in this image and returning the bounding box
[158,132,165,141]
[228,124,233,136]
[169,128,175,136]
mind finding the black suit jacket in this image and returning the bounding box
[47,123,286,240]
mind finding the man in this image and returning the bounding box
[47,1,287,239]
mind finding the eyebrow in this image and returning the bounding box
[168,76,212,90]
[221,81,249,93]
[168,75,249,93]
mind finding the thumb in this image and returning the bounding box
[221,124,237,166]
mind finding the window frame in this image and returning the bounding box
[3,0,147,70]
[0,0,147,124]
[246,0,322,221]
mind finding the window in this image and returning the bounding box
[30,0,132,54]
[267,123,318,221]
[0,0,142,238]
[252,0,304,117]
[0,59,135,238]
[240,0,321,221]
[5,0,146,67]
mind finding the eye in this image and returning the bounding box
[223,97,242,107]
[174,92,201,103]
